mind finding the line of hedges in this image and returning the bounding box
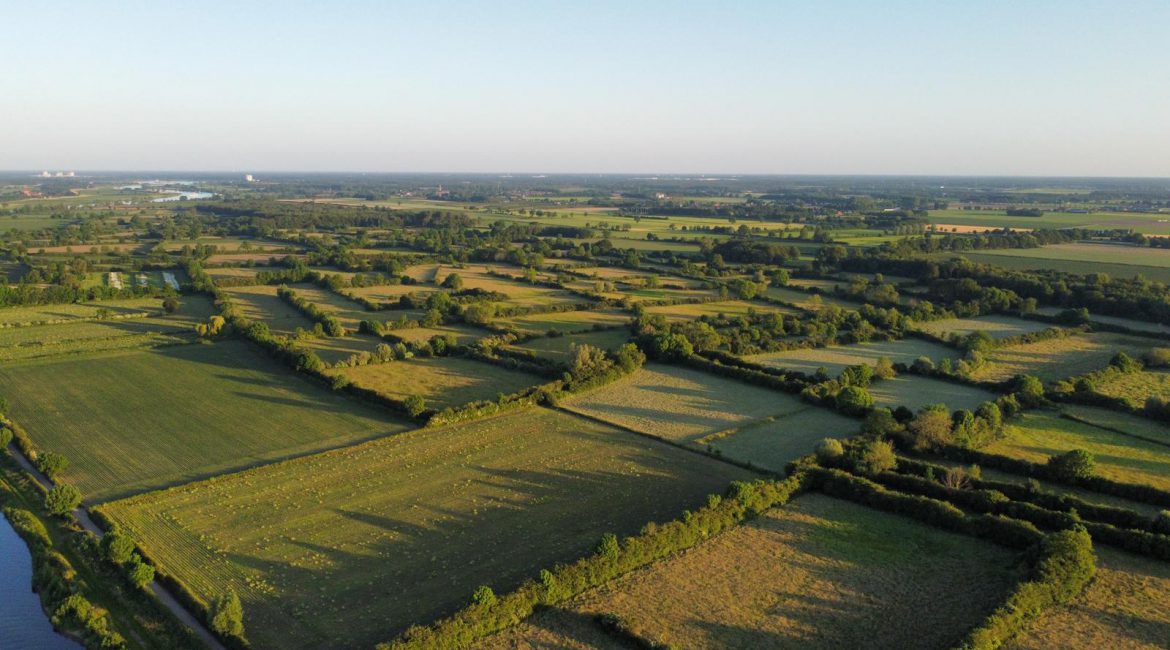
[376,474,810,650]
[920,444,1170,509]
[275,285,345,336]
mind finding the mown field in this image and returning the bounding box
[927,208,1170,235]
[969,332,1150,382]
[869,375,997,412]
[983,410,1170,491]
[1005,547,1170,650]
[99,407,750,650]
[563,363,835,444]
[1091,369,1170,409]
[0,340,411,502]
[508,330,631,363]
[333,356,543,409]
[941,244,1170,284]
[702,406,859,473]
[912,315,1050,340]
[223,285,318,336]
[494,309,630,335]
[643,299,793,322]
[746,339,957,377]
[764,286,860,311]
[483,494,1019,650]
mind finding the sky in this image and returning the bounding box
[3,1,1169,176]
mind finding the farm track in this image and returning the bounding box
[7,443,225,650]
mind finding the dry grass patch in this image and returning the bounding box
[100,408,749,650]
[484,494,1019,650]
[1005,548,1170,650]
[747,339,957,377]
[913,315,1050,340]
[562,363,812,444]
[509,330,632,364]
[644,300,794,322]
[495,309,630,335]
[333,356,542,409]
[869,375,998,412]
[970,332,1150,382]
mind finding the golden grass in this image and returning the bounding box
[970,333,1151,382]
[484,494,1018,650]
[333,356,541,409]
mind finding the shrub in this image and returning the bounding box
[0,426,12,450]
[1156,511,1170,535]
[1143,348,1170,368]
[210,589,245,638]
[907,404,954,451]
[596,532,620,562]
[850,439,897,475]
[835,385,874,416]
[1110,351,1141,373]
[36,452,70,480]
[404,395,427,418]
[1011,374,1046,407]
[861,408,900,438]
[44,484,82,516]
[471,585,496,607]
[815,438,845,464]
[1047,449,1096,482]
[103,532,137,565]
[127,559,155,588]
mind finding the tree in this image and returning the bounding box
[45,484,82,515]
[462,302,496,326]
[36,452,70,479]
[210,589,245,638]
[850,439,896,475]
[873,356,896,379]
[162,296,181,314]
[104,531,136,565]
[815,438,844,464]
[404,395,427,417]
[1048,449,1095,482]
[569,344,612,380]
[861,408,900,438]
[908,404,954,451]
[1012,374,1046,407]
[127,559,155,588]
[440,273,463,291]
[835,386,874,416]
[596,532,620,561]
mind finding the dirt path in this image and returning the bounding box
[7,443,227,650]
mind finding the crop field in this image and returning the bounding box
[98,407,749,649]
[926,208,1170,235]
[702,406,859,472]
[1005,548,1170,650]
[0,297,169,327]
[764,286,860,311]
[484,494,1019,650]
[643,299,793,322]
[333,355,542,409]
[869,375,998,412]
[493,308,630,334]
[0,340,411,502]
[508,330,632,364]
[223,285,319,336]
[562,363,816,444]
[969,332,1150,382]
[746,339,958,376]
[912,315,1050,340]
[983,410,1170,491]
[942,243,1170,283]
[1091,370,1170,409]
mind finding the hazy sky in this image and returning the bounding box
[4,1,1168,175]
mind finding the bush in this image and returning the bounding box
[1143,348,1170,368]
[850,439,896,475]
[815,438,844,464]
[127,559,155,588]
[44,484,82,516]
[471,585,496,607]
[36,452,70,480]
[861,408,900,438]
[103,531,137,565]
[1011,374,1046,407]
[1047,449,1096,482]
[1154,511,1170,535]
[404,395,427,418]
[907,404,954,451]
[210,589,245,638]
[0,426,12,450]
[835,385,874,416]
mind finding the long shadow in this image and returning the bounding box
[197,454,741,649]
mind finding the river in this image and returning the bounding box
[0,515,80,649]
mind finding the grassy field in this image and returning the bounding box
[0,340,411,502]
[983,410,1170,491]
[869,375,998,412]
[1091,369,1170,409]
[484,494,1019,650]
[0,297,169,327]
[764,286,860,311]
[224,285,319,336]
[644,299,794,322]
[494,309,630,335]
[386,323,487,345]
[1005,548,1170,650]
[746,339,958,377]
[333,356,542,409]
[927,208,1170,235]
[703,407,860,473]
[563,363,825,444]
[0,296,215,362]
[99,407,750,650]
[939,243,1170,284]
[508,330,632,363]
[970,332,1150,383]
[912,315,1050,340]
